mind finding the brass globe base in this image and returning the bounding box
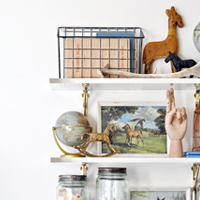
[53,127,86,158]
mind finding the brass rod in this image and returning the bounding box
[192,163,200,200]
[82,83,90,117]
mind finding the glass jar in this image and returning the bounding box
[57,175,89,200]
[96,167,129,200]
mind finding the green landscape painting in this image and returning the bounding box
[101,105,167,154]
[130,191,186,200]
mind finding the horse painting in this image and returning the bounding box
[109,118,146,133]
[157,198,165,200]
[122,124,144,149]
[143,6,184,74]
[165,51,196,77]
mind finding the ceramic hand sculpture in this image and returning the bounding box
[165,88,187,157]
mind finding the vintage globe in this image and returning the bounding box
[54,111,91,147]
[194,21,200,52]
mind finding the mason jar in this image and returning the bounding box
[96,167,129,200]
[57,175,89,200]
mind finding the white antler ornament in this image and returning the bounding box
[97,62,200,78]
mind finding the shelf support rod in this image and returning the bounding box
[194,84,200,108]
[191,163,200,200]
[82,83,90,117]
[80,163,88,176]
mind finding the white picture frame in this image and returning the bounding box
[129,187,191,200]
[97,101,169,157]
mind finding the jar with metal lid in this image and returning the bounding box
[57,175,89,200]
[96,167,129,200]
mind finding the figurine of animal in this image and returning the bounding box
[74,124,118,154]
[143,6,184,74]
[165,51,197,77]
[122,124,144,149]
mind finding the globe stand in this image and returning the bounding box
[52,127,86,157]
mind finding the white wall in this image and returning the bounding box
[0,0,200,199]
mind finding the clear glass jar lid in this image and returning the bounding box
[58,175,87,182]
[98,167,127,174]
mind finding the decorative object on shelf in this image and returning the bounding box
[57,175,89,200]
[183,151,200,157]
[194,84,200,108]
[96,167,129,200]
[194,22,200,53]
[57,27,144,78]
[97,101,167,156]
[130,187,191,200]
[142,6,184,74]
[97,61,200,78]
[191,163,200,200]
[52,111,92,157]
[193,106,200,151]
[74,123,121,157]
[165,51,196,78]
[165,88,187,157]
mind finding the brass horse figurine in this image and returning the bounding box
[74,124,121,157]
[122,124,144,149]
[143,6,184,74]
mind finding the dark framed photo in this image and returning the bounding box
[130,187,191,200]
[97,101,168,157]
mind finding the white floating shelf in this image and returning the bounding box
[51,157,200,164]
[49,78,200,90]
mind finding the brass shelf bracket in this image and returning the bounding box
[191,163,200,200]
[194,84,200,108]
[80,163,88,176]
[82,83,90,117]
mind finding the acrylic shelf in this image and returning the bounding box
[50,157,200,164]
[49,78,200,91]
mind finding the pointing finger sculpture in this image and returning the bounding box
[165,88,187,157]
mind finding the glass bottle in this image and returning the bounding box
[96,167,129,200]
[57,175,89,200]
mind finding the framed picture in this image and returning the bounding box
[130,187,191,200]
[97,101,169,157]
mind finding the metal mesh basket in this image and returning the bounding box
[57,27,144,78]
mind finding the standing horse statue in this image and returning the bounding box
[109,118,146,133]
[165,51,196,77]
[143,6,184,74]
[122,124,144,149]
[74,123,121,157]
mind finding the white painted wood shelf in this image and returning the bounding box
[49,78,200,90]
[51,157,200,164]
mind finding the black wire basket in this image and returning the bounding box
[57,27,144,78]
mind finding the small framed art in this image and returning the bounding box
[97,101,168,157]
[130,187,191,200]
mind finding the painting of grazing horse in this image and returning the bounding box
[165,51,196,77]
[157,197,165,200]
[143,6,184,74]
[75,124,118,154]
[122,124,144,149]
[109,118,146,133]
